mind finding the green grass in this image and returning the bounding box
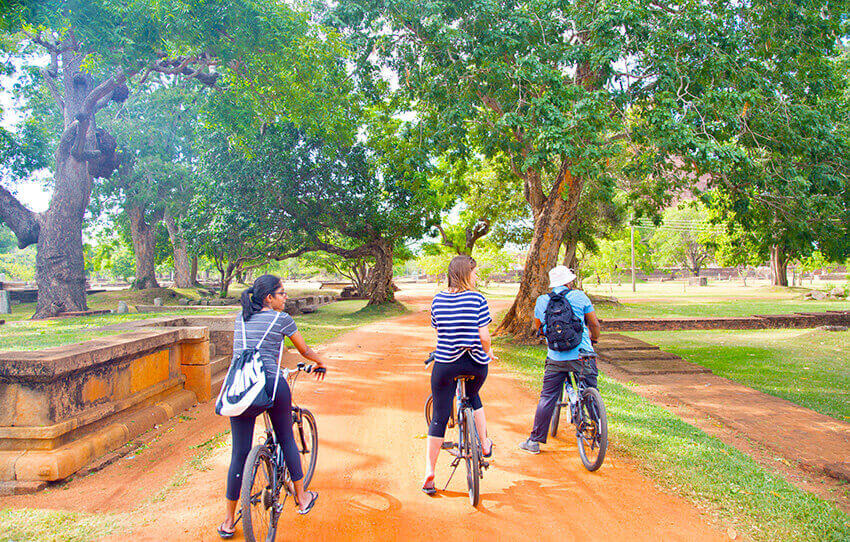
[151,430,230,503]
[0,288,366,351]
[494,340,850,542]
[625,329,850,420]
[0,508,123,542]
[0,306,238,351]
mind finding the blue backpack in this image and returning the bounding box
[544,290,584,351]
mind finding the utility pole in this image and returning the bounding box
[630,224,636,292]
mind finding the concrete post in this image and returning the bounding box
[0,290,10,314]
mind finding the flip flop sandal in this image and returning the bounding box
[297,491,319,515]
[422,475,437,495]
[217,522,236,539]
[483,440,495,458]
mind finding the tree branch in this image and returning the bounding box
[0,185,40,248]
[435,223,457,251]
[465,218,491,250]
[71,74,125,161]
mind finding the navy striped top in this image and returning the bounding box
[232,309,298,375]
[430,290,492,364]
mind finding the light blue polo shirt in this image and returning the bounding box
[534,286,594,361]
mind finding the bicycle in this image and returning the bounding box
[548,350,608,471]
[424,354,488,506]
[240,362,320,542]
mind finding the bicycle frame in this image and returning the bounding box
[556,354,596,419]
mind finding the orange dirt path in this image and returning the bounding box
[3,295,727,541]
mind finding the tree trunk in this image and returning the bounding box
[497,169,580,339]
[29,51,122,317]
[164,211,192,288]
[34,152,90,316]
[190,255,199,285]
[33,57,95,317]
[219,261,237,298]
[770,245,789,286]
[366,240,395,305]
[127,204,160,290]
[561,236,578,270]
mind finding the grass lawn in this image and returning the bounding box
[0,299,405,352]
[625,329,850,420]
[476,281,849,318]
[494,340,850,542]
[0,302,238,352]
[0,508,124,542]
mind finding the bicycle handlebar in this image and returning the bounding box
[424,351,436,366]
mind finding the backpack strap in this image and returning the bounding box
[240,311,281,351]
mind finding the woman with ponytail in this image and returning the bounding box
[218,274,328,538]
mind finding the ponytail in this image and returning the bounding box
[240,275,282,321]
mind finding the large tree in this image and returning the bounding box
[94,83,200,289]
[326,0,849,337]
[192,115,437,304]
[322,1,673,337]
[0,0,347,316]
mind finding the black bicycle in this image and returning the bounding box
[549,350,608,471]
[240,363,320,542]
[424,354,488,506]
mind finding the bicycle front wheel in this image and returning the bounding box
[424,394,455,430]
[424,395,433,428]
[576,387,608,472]
[293,408,318,488]
[461,407,481,506]
[241,445,279,542]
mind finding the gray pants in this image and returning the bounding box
[530,368,598,444]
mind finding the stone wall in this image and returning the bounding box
[600,310,850,332]
[0,324,211,485]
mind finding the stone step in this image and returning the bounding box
[211,371,226,398]
[210,355,230,377]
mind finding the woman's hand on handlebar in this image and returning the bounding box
[312,363,327,381]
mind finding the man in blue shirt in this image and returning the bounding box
[519,266,601,454]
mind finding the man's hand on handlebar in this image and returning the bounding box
[312,364,327,381]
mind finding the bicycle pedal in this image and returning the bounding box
[441,441,456,450]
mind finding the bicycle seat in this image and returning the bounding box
[454,374,476,381]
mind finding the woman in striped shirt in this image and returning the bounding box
[422,255,496,495]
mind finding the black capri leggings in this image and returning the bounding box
[428,352,489,438]
[226,374,303,501]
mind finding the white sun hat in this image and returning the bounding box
[548,265,577,288]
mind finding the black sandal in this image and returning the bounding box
[217,521,235,539]
[422,475,437,495]
[298,491,319,515]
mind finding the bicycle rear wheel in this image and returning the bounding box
[461,407,480,506]
[550,388,565,438]
[241,445,279,542]
[293,408,318,488]
[576,387,608,472]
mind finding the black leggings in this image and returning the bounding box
[428,352,488,438]
[226,375,303,501]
